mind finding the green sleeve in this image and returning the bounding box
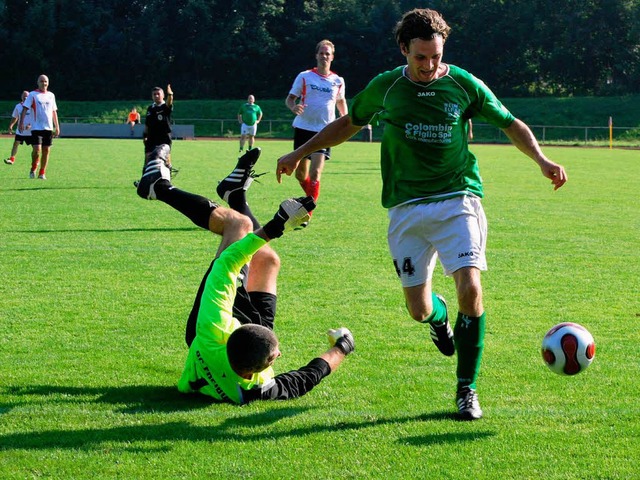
[350,68,403,127]
[455,68,515,128]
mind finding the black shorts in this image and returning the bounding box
[185,263,277,347]
[14,134,33,145]
[293,128,331,159]
[145,136,172,154]
[30,130,54,147]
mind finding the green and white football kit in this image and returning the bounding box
[350,64,515,394]
[238,103,262,136]
[239,103,262,126]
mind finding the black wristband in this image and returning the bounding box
[335,335,355,355]
[262,218,284,239]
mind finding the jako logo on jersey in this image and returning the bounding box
[417,91,435,97]
[458,251,474,258]
[309,84,333,93]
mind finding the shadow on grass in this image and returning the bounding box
[2,384,214,414]
[1,384,495,451]
[402,430,494,446]
[4,186,134,192]
[6,227,199,233]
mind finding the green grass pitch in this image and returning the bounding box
[0,138,638,479]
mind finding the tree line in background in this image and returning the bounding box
[1,0,638,101]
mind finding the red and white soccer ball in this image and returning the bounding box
[541,322,596,375]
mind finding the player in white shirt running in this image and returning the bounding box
[285,40,348,210]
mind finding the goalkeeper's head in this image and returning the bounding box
[227,324,281,377]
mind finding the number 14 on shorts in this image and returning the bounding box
[393,257,415,278]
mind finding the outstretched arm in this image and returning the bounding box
[502,118,567,190]
[276,115,362,183]
[243,328,355,403]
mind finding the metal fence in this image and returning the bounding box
[472,123,635,144]
[177,119,639,144]
[9,115,639,144]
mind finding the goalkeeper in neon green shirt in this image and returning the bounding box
[136,146,354,404]
[277,8,567,420]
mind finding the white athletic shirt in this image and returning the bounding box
[23,89,57,131]
[289,68,345,132]
[12,102,31,136]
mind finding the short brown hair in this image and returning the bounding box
[316,39,335,54]
[227,324,279,375]
[394,9,451,48]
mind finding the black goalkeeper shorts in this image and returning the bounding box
[185,262,277,347]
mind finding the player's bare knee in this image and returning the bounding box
[231,212,253,235]
[453,268,482,307]
[456,282,483,314]
[208,207,253,235]
[458,277,482,300]
[252,246,281,272]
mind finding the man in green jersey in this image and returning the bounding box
[238,94,263,153]
[136,145,354,404]
[276,8,567,420]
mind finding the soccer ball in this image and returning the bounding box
[541,322,596,375]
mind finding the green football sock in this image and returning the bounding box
[454,312,486,390]
[422,293,448,325]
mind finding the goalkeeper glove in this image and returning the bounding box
[327,328,355,355]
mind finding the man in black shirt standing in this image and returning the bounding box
[144,84,175,169]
